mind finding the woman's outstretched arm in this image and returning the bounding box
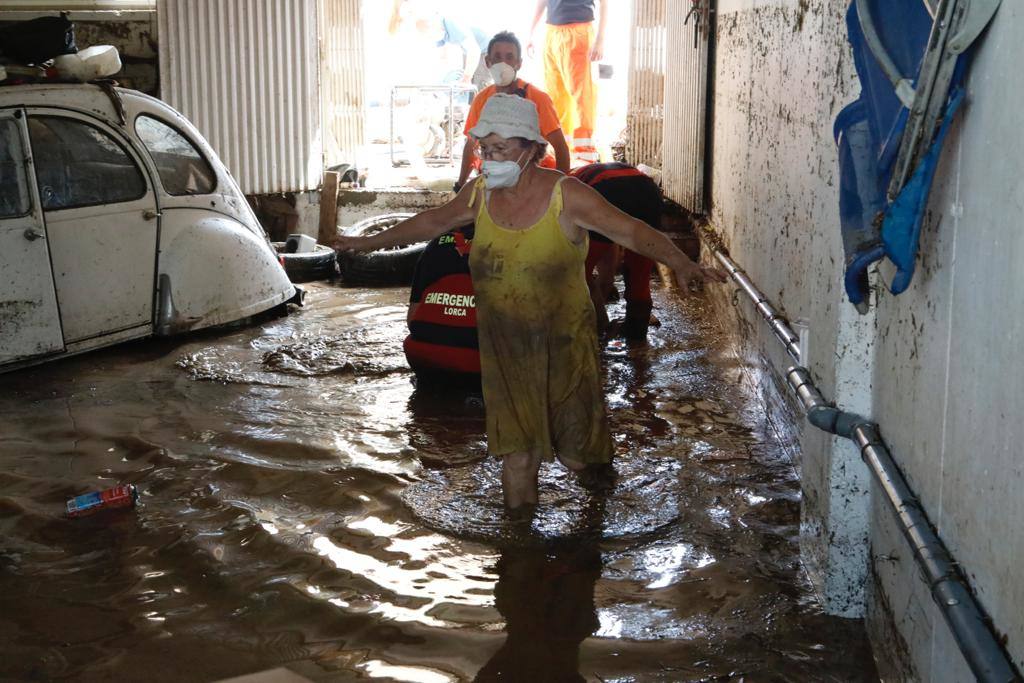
[332,183,478,253]
[562,178,727,290]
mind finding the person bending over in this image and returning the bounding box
[403,223,480,383]
[570,162,665,340]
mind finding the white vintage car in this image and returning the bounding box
[0,83,297,372]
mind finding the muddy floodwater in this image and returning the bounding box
[0,282,877,682]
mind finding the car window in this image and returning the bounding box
[135,115,216,196]
[0,119,31,218]
[28,116,147,211]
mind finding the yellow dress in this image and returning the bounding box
[468,176,613,464]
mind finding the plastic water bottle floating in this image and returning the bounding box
[66,484,138,519]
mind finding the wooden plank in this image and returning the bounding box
[317,170,340,245]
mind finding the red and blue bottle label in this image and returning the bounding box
[66,484,138,518]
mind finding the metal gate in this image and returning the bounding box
[626,0,667,169]
[661,0,713,213]
[319,0,366,170]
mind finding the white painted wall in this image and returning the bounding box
[868,2,1024,677]
[705,0,1023,678]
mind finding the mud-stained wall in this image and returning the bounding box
[709,0,869,616]
[707,0,1022,679]
[0,10,158,95]
[866,2,1024,678]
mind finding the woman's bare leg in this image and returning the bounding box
[557,454,587,471]
[560,453,617,492]
[502,450,541,510]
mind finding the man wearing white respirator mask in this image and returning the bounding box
[455,31,570,193]
[335,94,727,513]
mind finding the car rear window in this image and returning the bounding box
[135,115,217,196]
[0,119,31,218]
[28,116,147,211]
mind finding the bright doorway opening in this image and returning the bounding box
[357,0,631,190]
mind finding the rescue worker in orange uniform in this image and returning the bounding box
[528,0,607,164]
[455,31,570,191]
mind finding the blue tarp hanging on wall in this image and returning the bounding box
[835,0,968,307]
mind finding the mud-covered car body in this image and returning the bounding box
[0,84,294,371]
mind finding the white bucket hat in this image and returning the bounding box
[468,94,547,145]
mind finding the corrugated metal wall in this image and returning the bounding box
[661,0,711,213]
[158,0,322,194]
[319,0,365,169]
[625,0,666,169]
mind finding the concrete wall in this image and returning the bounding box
[706,0,1022,679]
[248,188,452,243]
[336,189,452,228]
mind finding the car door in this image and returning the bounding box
[26,110,159,346]
[0,109,65,365]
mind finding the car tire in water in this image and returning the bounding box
[272,242,338,283]
[336,212,425,286]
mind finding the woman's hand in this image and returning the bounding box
[331,234,367,254]
[673,260,728,293]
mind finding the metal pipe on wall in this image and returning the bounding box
[713,250,802,362]
[711,245,1020,683]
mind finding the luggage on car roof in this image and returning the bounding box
[0,13,77,66]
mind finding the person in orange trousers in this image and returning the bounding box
[528,0,607,165]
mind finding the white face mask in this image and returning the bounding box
[481,150,527,189]
[488,62,517,87]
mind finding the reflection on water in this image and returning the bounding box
[476,542,601,683]
[0,283,877,681]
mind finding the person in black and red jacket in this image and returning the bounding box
[570,162,664,340]
[403,223,480,384]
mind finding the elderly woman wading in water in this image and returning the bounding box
[333,94,726,513]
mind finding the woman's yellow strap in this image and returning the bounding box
[551,175,569,216]
[468,176,487,217]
